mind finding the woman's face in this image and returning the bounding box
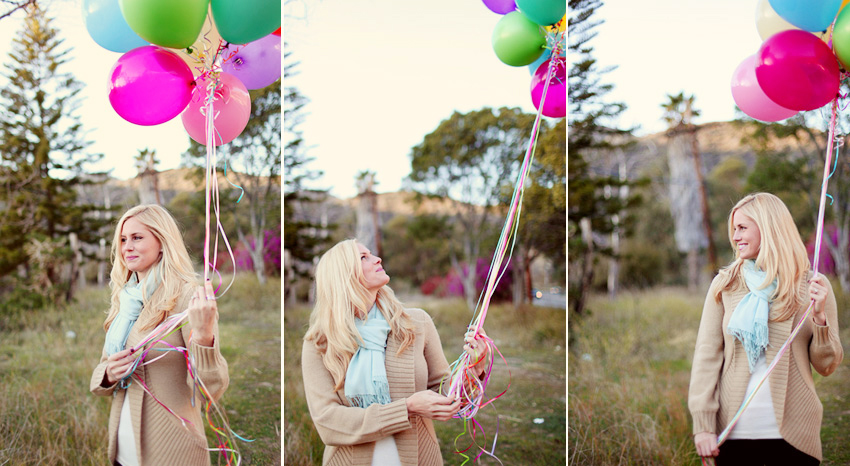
[732,210,761,260]
[358,243,389,292]
[121,217,162,280]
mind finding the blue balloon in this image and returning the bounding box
[768,0,842,32]
[82,0,148,53]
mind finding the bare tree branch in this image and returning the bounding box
[0,0,36,22]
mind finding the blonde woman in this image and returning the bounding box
[689,193,843,465]
[90,205,229,466]
[302,239,487,465]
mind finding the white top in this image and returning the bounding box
[116,395,140,466]
[728,351,782,439]
[371,435,402,466]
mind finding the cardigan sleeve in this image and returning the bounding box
[688,277,726,435]
[181,309,230,402]
[90,348,118,397]
[808,277,843,376]
[421,311,451,395]
[301,339,412,447]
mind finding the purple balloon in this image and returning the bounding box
[109,46,194,126]
[731,54,797,122]
[530,57,565,118]
[222,33,281,90]
[755,29,840,111]
[483,0,516,15]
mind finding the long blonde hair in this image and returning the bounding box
[714,193,809,321]
[103,205,198,332]
[303,239,416,391]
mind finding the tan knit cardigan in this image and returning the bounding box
[689,272,843,460]
[302,307,451,466]
[90,291,230,466]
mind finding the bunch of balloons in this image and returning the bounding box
[731,0,850,122]
[484,0,566,118]
[82,0,282,145]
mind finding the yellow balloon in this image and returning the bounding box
[756,0,802,41]
[546,14,566,33]
[167,6,223,77]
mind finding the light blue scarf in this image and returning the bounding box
[727,260,777,373]
[103,265,161,356]
[344,304,391,408]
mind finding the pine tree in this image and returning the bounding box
[568,0,637,315]
[0,2,109,302]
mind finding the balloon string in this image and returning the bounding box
[443,45,556,466]
[714,97,839,451]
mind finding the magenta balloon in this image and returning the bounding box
[483,0,516,15]
[181,72,252,146]
[530,58,566,118]
[221,33,281,90]
[755,29,840,111]
[731,54,797,122]
[109,46,194,126]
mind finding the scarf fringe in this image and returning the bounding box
[728,321,769,373]
[347,378,391,408]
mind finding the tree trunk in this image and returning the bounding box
[284,249,297,307]
[97,238,107,287]
[667,133,707,290]
[574,217,594,315]
[524,250,534,303]
[688,248,699,292]
[356,190,378,253]
[689,126,717,272]
[250,237,266,285]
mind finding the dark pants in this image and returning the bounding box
[717,439,819,466]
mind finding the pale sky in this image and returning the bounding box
[284,0,545,199]
[0,0,208,180]
[593,0,764,136]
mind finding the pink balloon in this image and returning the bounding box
[109,46,194,126]
[221,33,281,90]
[530,57,565,118]
[181,72,251,146]
[731,54,797,122]
[755,29,840,111]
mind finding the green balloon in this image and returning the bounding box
[211,0,281,45]
[119,0,209,49]
[492,11,546,67]
[516,0,566,27]
[834,7,850,70]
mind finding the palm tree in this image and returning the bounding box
[662,92,717,289]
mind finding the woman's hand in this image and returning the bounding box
[104,348,136,386]
[808,274,829,326]
[694,431,719,458]
[405,390,461,421]
[188,282,218,347]
[464,327,490,377]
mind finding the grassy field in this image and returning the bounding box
[569,285,850,465]
[284,296,566,465]
[0,273,281,465]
